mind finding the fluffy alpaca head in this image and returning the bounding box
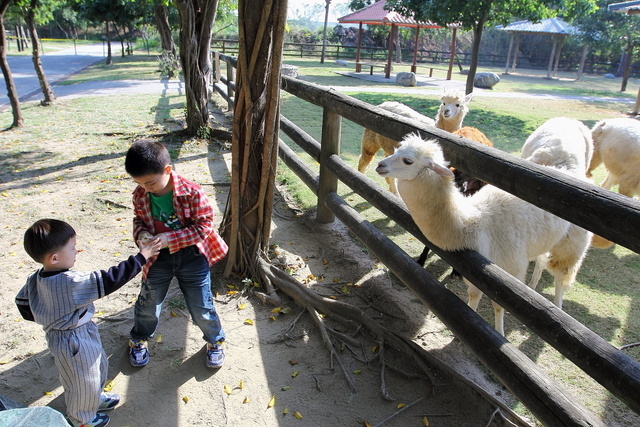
[375,133,454,181]
[437,89,472,122]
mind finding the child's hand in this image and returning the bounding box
[138,231,154,244]
[156,233,169,248]
[137,237,162,260]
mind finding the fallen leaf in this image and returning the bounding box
[224,385,233,395]
[281,386,290,391]
[293,411,303,419]
[170,311,178,317]
[244,319,254,325]
[422,416,430,426]
[182,396,189,404]
[397,403,406,409]
[103,380,114,392]
[281,307,292,314]
[155,334,163,343]
[270,307,281,313]
[243,396,250,404]
[237,303,246,310]
[283,407,289,415]
[353,369,362,375]
[267,394,276,408]
[289,360,298,365]
[292,370,299,378]
[43,391,53,396]
[238,380,244,390]
[269,316,277,321]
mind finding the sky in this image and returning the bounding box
[287,0,352,23]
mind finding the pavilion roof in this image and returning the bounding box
[608,0,640,14]
[337,0,441,29]
[497,17,578,36]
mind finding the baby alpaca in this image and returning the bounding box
[376,134,586,335]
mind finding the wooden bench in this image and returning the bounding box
[411,64,450,78]
[356,62,391,75]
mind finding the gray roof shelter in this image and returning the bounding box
[498,18,578,79]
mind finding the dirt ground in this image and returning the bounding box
[0,97,538,427]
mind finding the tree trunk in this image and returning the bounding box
[465,20,485,95]
[105,21,112,65]
[221,0,288,279]
[155,4,176,56]
[175,0,219,135]
[0,0,24,128]
[25,0,55,106]
[621,39,633,92]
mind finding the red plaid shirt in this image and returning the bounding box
[132,171,228,279]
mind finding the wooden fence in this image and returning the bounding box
[212,52,640,426]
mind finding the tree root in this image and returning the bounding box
[255,256,532,426]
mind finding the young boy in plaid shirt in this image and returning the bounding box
[124,139,228,368]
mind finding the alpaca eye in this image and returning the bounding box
[403,158,414,165]
[456,104,460,107]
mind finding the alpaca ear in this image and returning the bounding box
[464,93,473,104]
[431,162,455,177]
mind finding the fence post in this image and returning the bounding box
[317,108,341,223]
[226,60,234,111]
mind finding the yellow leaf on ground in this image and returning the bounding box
[292,370,299,378]
[283,407,289,415]
[282,386,290,391]
[43,391,53,396]
[267,394,276,408]
[237,303,246,310]
[155,334,163,343]
[397,403,406,409]
[182,396,189,404]
[103,380,114,392]
[243,396,250,403]
[244,319,254,325]
[238,380,244,390]
[353,370,362,375]
[224,385,233,395]
[293,411,303,419]
[270,307,281,313]
[422,416,430,426]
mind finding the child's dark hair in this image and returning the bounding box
[24,219,76,263]
[125,139,171,177]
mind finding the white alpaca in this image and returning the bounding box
[375,134,588,335]
[357,90,477,195]
[520,118,594,304]
[587,117,640,198]
[357,101,435,195]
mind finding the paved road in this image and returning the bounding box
[0,43,185,109]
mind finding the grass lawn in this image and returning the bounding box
[1,52,638,425]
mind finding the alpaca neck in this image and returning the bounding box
[435,115,463,133]
[398,173,474,251]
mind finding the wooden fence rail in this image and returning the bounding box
[212,52,640,425]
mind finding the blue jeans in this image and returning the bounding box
[130,246,225,344]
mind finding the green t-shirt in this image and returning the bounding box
[149,191,183,232]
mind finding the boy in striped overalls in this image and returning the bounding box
[15,219,161,427]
